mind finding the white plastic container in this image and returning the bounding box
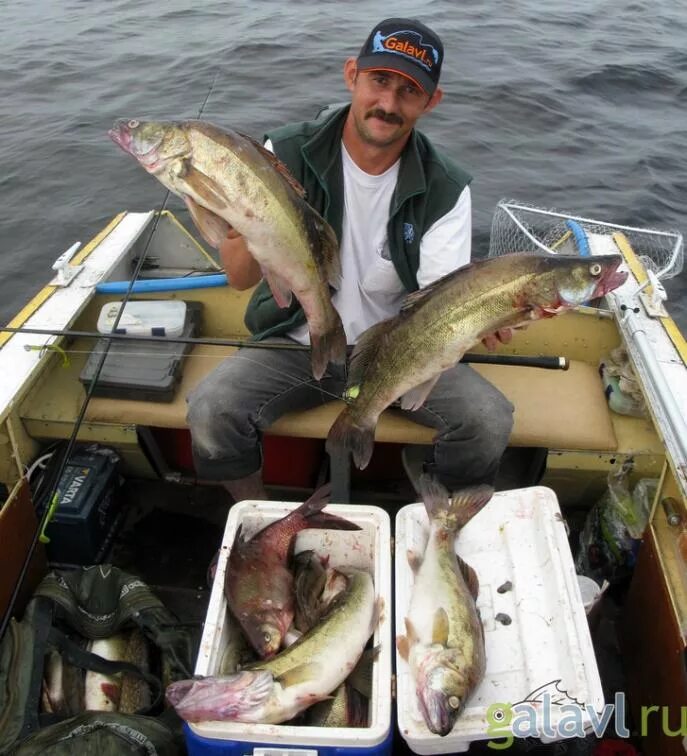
[577,575,602,614]
[97,300,187,336]
[189,499,393,754]
[395,486,604,754]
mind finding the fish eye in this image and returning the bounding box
[127,119,140,129]
[263,631,274,644]
[448,695,461,710]
[589,263,602,276]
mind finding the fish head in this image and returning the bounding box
[514,253,628,318]
[108,119,191,174]
[553,254,628,305]
[244,615,286,659]
[417,665,467,736]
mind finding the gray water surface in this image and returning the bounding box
[1,0,685,327]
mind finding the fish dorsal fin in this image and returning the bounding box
[399,262,476,313]
[237,131,307,198]
[304,212,341,289]
[456,554,480,600]
[344,318,396,399]
[432,608,450,645]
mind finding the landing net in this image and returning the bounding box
[489,200,684,280]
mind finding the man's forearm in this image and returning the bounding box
[220,234,262,290]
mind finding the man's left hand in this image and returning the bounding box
[482,328,514,352]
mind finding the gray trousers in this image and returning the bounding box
[186,339,514,489]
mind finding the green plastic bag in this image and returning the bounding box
[0,565,196,755]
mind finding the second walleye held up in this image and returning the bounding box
[327,253,628,469]
[108,118,347,380]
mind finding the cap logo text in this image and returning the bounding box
[372,29,440,72]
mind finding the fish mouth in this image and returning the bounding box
[417,684,460,736]
[108,125,132,154]
[593,257,628,297]
[108,121,162,170]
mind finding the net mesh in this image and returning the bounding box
[489,200,684,280]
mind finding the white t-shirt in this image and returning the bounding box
[265,139,472,345]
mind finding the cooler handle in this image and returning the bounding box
[248,750,318,756]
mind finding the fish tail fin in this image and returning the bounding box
[326,407,376,471]
[297,483,360,530]
[166,670,274,723]
[310,314,347,381]
[419,473,494,531]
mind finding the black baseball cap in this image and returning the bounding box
[356,18,443,95]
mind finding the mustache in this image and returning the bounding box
[365,109,403,126]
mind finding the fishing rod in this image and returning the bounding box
[0,324,570,370]
[0,73,221,642]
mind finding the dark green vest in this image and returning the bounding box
[244,105,472,340]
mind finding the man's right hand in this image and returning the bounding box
[224,225,242,241]
[220,228,262,290]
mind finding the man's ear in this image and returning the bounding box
[343,57,358,92]
[424,86,443,114]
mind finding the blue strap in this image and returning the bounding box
[566,220,591,256]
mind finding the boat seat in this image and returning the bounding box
[79,345,618,452]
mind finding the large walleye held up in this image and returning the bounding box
[326,252,628,469]
[108,118,347,380]
[166,569,379,724]
[397,475,493,736]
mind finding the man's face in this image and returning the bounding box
[344,60,443,149]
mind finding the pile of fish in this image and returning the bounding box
[40,627,152,716]
[166,486,381,727]
[397,475,494,736]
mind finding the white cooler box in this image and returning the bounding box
[188,500,393,755]
[395,486,605,754]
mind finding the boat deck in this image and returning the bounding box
[20,339,663,457]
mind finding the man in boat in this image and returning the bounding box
[186,18,515,501]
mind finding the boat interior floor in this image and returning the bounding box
[92,447,635,755]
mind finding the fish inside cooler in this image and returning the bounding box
[186,500,393,752]
[395,486,605,754]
